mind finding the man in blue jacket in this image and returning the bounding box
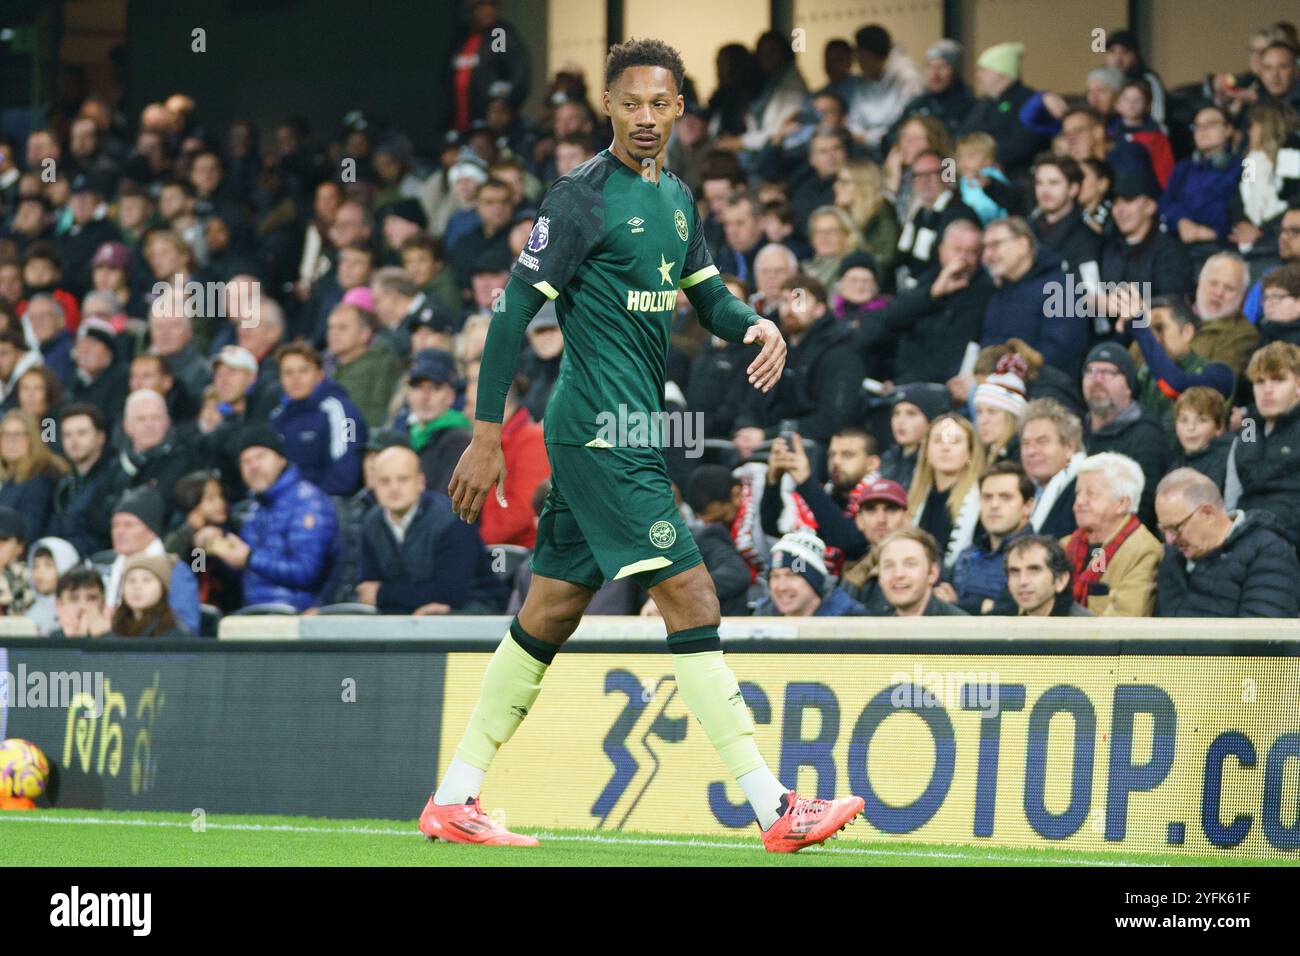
[199,424,339,611]
[980,216,1088,379]
[356,446,503,614]
[268,341,368,497]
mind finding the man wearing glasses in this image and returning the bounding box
[1243,204,1300,324]
[1154,468,1298,617]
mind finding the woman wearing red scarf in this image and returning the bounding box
[1061,452,1162,615]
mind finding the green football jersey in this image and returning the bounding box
[510,148,718,445]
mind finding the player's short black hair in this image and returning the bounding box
[605,38,685,94]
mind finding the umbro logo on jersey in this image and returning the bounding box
[627,216,645,234]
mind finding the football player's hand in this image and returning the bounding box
[449,427,507,523]
[744,318,786,392]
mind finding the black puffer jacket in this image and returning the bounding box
[1172,432,1233,493]
[1228,402,1300,547]
[1156,510,1300,617]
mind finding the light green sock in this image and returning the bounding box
[672,649,767,779]
[453,625,551,772]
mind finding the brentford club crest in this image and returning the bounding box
[527,216,550,253]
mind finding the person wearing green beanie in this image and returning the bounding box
[957,41,1049,179]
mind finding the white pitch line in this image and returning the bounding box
[0,813,1151,866]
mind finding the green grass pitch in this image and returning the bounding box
[2,808,1289,866]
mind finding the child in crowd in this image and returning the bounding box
[1172,387,1232,492]
[1111,78,1174,186]
[25,536,82,634]
[955,133,1011,225]
[110,553,194,638]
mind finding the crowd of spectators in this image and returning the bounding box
[3,3,1300,635]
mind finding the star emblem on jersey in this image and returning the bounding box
[658,253,675,286]
[649,520,676,549]
[674,209,688,241]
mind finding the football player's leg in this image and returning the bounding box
[647,557,791,831]
[433,483,601,807]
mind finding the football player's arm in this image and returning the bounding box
[474,275,547,426]
[679,191,785,392]
[678,192,755,345]
[682,270,757,344]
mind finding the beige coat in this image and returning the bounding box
[1060,522,1163,616]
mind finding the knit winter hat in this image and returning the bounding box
[122,552,175,597]
[113,488,166,538]
[238,422,287,458]
[974,353,1029,418]
[890,382,951,422]
[769,529,829,594]
[836,250,880,282]
[1085,341,1138,396]
[925,39,962,71]
[341,286,375,313]
[977,42,1024,81]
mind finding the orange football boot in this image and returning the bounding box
[761,791,865,853]
[418,795,539,847]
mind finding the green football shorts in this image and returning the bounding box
[530,441,702,591]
